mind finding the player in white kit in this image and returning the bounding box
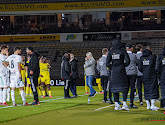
[0,45,9,106]
[6,68,10,102]
[4,47,29,106]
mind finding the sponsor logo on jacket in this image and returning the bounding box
[143,59,150,65]
[112,53,120,60]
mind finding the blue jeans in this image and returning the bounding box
[70,79,77,96]
[86,76,96,95]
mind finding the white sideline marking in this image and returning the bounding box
[0,94,87,110]
[94,104,115,111]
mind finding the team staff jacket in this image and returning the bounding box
[61,56,71,80]
[106,39,130,93]
[28,52,40,77]
[156,47,165,102]
[138,49,159,100]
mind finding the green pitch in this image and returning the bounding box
[0,86,165,125]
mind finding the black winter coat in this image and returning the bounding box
[61,56,71,80]
[70,58,78,79]
[28,52,40,77]
[156,47,165,106]
[138,49,159,100]
[106,39,130,93]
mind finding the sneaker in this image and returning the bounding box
[72,95,77,98]
[109,100,114,104]
[140,102,143,106]
[39,95,42,97]
[118,101,123,105]
[29,94,33,97]
[115,104,122,110]
[0,103,2,105]
[23,102,30,106]
[49,95,53,98]
[91,91,97,97]
[88,95,93,97]
[13,104,17,106]
[64,96,72,99]
[42,96,46,98]
[3,102,8,106]
[129,104,138,109]
[31,102,40,105]
[122,105,130,111]
[151,106,159,111]
[99,92,104,94]
[103,100,109,103]
[86,92,90,95]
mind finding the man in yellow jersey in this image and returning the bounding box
[40,57,53,98]
[21,56,26,90]
[25,56,33,97]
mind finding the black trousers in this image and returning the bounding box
[137,76,143,102]
[30,75,39,102]
[101,76,112,101]
[64,79,70,98]
[114,92,128,102]
[127,75,137,104]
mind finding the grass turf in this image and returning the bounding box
[0,86,165,125]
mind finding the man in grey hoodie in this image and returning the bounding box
[135,44,143,105]
[125,43,138,109]
[97,48,114,104]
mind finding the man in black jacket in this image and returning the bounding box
[61,53,72,99]
[106,39,130,111]
[26,46,40,105]
[138,45,159,111]
[69,54,78,98]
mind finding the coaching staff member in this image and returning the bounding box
[106,39,130,110]
[61,52,72,99]
[26,46,40,105]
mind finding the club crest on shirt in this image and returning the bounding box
[143,59,150,65]
[112,53,120,60]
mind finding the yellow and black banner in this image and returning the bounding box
[0,0,165,11]
[0,34,60,42]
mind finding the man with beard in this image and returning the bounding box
[26,46,40,105]
[106,39,130,110]
[138,45,159,111]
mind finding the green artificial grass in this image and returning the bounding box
[0,86,165,125]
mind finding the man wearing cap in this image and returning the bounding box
[125,43,138,109]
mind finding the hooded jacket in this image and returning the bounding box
[70,58,78,79]
[106,39,130,93]
[61,56,71,80]
[28,52,40,77]
[138,49,159,100]
[156,47,165,104]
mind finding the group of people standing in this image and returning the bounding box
[82,39,165,111]
[61,53,78,99]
